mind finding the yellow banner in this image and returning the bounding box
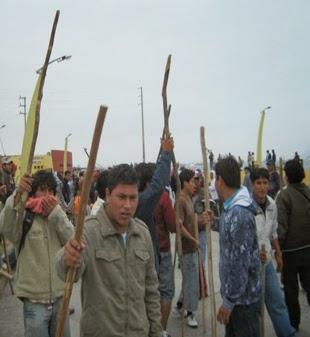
[19,74,42,177]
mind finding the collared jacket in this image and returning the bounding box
[0,193,74,300]
[253,195,278,261]
[56,204,162,337]
[276,182,310,252]
[214,187,261,311]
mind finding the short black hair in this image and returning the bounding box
[107,164,138,192]
[284,159,305,184]
[215,156,240,189]
[96,170,109,199]
[250,168,269,182]
[135,162,156,192]
[29,170,57,197]
[179,169,195,189]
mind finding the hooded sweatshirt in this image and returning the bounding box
[216,186,261,311]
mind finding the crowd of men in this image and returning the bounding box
[0,143,309,337]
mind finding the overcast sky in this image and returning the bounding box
[1,1,309,167]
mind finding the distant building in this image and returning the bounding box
[9,150,73,182]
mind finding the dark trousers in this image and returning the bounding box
[225,302,261,337]
[282,247,310,330]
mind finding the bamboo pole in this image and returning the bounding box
[16,10,60,228]
[55,106,108,337]
[200,126,217,337]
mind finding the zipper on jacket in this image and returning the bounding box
[44,219,53,303]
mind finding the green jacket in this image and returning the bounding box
[276,183,310,251]
[0,193,74,300]
[56,204,162,337]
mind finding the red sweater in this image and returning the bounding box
[154,191,176,252]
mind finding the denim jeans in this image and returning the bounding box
[158,251,175,300]
[181,252,199,312]
[264,261,296,337]
[225,302,260,337]
[23,298,71,337]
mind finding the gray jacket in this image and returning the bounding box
[56,204,162,337]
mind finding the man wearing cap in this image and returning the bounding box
[0,158,15,209]
[266,160,280,199]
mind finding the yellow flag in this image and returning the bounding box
[19,73,42,177]
[256,110,266,167]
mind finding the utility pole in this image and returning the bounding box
[138,87,146,162]
[19,96,27,131]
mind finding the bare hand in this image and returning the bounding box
[275,251,283,272]
[193,238,200,249]
[161,136,174,153]
[64,238,86,268]
[18,175,33,194]
[201,210,213,225]
[217,305,231,325]
[259,249,268,264]
[0,185,7,196]
[42,195,57,217]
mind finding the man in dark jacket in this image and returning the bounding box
[276,159,310,331]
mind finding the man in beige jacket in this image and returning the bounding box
[56,164,162,337]
[0,170,73,337]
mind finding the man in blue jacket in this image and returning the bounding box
[208,156,261,337]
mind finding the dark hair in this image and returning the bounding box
[215,156,240,189]
[64,170,71,176]
[96,170,109,199]
[250,168,269,182]
[135,162,156,192]
[284,159,305,184]
[107,164,138,192]
[179,169,195,189]
[29,170,57,197]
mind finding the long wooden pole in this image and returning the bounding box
[16,10,60,227]
[161,54,185,337]
[200,126,217,337]
[55,106,108,337]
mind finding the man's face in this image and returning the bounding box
[65,172,72,181]
[34,186,55,198]
[267,164,274,174]
[105,184,139,232]
[252,177,269,203]
[215,175,224,201]
[184,177,196,196]
[3,162,13,173]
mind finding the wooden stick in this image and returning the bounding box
[161,54,185,337]
[279,157,284,189]
[55,105,108,337]
[194,215,207,333]
[1,236,14,294]
[16,10,60,229]
[200,126,217,337]
[156,104,171,163]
